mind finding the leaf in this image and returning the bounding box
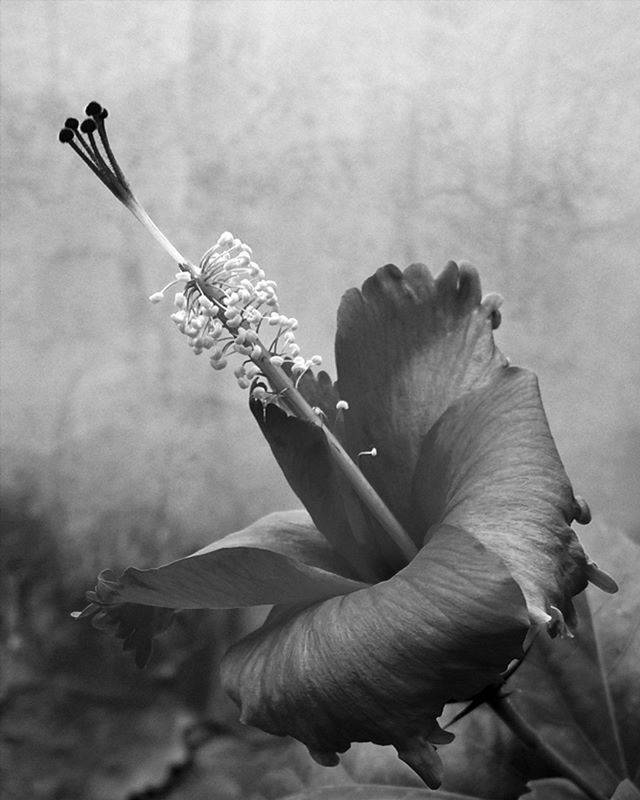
[610,780,640,800]
[339,742,426,788]
[519,778,588,799]
[281,785,486,800]
[103,510,369,609]
[509,525,640,796]
[439,702,544,798]
[580,526,640,781]
[520,778,640,800]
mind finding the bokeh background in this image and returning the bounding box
[1,1,639,798]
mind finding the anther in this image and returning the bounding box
[358,447,378,458]
[336,400,349,411]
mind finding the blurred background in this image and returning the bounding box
[1,1,639,798]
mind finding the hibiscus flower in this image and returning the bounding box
[61,103,616,789]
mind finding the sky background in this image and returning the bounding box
[1,0,639,587]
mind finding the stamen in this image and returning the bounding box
[334,399,349,426]
[358,447,378,459]
[149,274,191,304]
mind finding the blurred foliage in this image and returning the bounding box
[0,483,252,798]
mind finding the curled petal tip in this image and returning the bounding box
[428,724,455,745]
[548,605,574,639]
[586,560,618,593]
[573,494,592,525]
[308,748,341,767]
[481,292,503,328]
[396,736,444,789]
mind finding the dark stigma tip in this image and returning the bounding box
[80,118,97,134]
[85,101,103,117]
[65,117,79,130]
[59,128,74,143]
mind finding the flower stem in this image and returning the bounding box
[488,694,607,800]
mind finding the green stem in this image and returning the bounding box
[488,694,607,800]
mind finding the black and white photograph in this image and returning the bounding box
[1,2,639,799]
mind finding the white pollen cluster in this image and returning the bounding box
[149,232,322,390]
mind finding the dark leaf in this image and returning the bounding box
[509,525,640,796]
[519,778,588,799]
[281,785,490,799]
[439,702,545,797]
[610,780,640,800]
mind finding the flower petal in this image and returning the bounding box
[250,399,392,582]
[335,262,506,541]
[221,524,529,788]
[93,510,369,610]
[412,366,589,620]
